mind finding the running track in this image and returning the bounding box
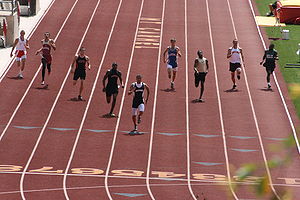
[0,0,299,199]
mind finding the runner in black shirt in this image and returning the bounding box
[102,62,124,117]
[260,44,278,89]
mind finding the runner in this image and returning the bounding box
[128,74,150,132]
[10,30,30,79]
[35,32,56,85]
[260,44,278,89]
[163,38,182,89]
[71,47,91,101]
[102,62,124,117]
[227,39,244,90]
[194,50,209,102]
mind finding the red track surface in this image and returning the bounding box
[0,0,299,199]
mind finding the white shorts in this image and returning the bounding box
[167,64,178,72]
[132,104,145,116]
[16,55,27,62]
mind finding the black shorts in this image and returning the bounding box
[73,69,86,80]
[194,72,207,87]
[132,99,144,108]
[229,62,241,72]
[106,86,118,97]
[265,66,275,73]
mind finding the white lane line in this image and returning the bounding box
[62,0,124,199]
[184,0,197,199]
[19,0,102,199]
[247,0,300,154]
[204,0,239,199]
[225,0,281,199]
[0,0,80,142]
[145,0,165,199]
[104,0,145,199]
[0,0,58,82]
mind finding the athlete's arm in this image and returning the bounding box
[118,72,124,88]
[86,56,91,70]
[102,71,109,92]
[177,47,182,57]
[35,48,42,55]
[144,84,150,103]
[206,60,209,73]
[50,39,56,50]
[194,59,199,73]
[260,51,266,65]
[25,39,30,50]
[71,56,78,73]
[163,48,168,63]
[10,38,18,57]
[226,48,232,58]
[128,84,135,95]
[274,51,279,60]
[240,48,244,62]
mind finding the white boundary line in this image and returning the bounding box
[104,1,145,199]
[62,0,124,199]
[145,0,165,198]
[184,0,197,199]
[247,0,300,154]
[19,0,102,199]
[225,0,281,199]
[0,0,57,82]
[0,0,80,142]
[204,0,239,199]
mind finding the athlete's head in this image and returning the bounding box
[20,30,25,37]
[269,44,275,50]
[233,39,238,47]
[79,47,86,56]
[170,38,176,47]
[112,62,118,70]
[44,32,50,39]
[197,50,203,58]
[136,74,142,83]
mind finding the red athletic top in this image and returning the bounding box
[42,40,52,64]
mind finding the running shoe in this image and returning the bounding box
[198,99,204,102]
[137,116,141,124]
[78,95,83,101]
[171,82,174,89]
[268,83,271,89]
[109,113,116,117]
[41,81,45,85]
[18,74,24,79]
[237,75,241,80]
[232,84,237,90]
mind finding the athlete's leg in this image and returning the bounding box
[41,59,47,82]
[47,63,51,76]
[167,68,172,79]
[231,71,236,85]
[200,80,205,99]
[172,71,177,82]
[21,58,26,72]
[106,95,111,104]
[110,93,117,114]
[132,108,137,130]
[79,79,84,96]
[73,80,77,86]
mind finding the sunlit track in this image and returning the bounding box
[204,0,239,199]
[0,0,57,83]
[0,0,80,143]
[247,0,300,155]
[19,0,103,199]
[61,0,124,199]
[104,0,145,199]
[225,0,281,198]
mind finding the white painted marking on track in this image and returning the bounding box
[104,1,146,199]
[0,0,58,82]
[145,0,165,199]
[61,0,124,199]
[246,0,300,154]
[225,0,281,199]
[18,0,99,199]
[0,0,80,143]
[184,0,197,199]
[204,0,239,199]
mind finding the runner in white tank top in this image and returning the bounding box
[194,50,209,102]
[10,30,30,79]
[227,39,244,90]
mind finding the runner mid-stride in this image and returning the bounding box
[10,30,30,79]
[128,74,150,132]
[194,50,209,102]
[71,47,91,101]
[163,38,182,89]
[260,44,278,89]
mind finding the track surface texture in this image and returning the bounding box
[0,0,299,199]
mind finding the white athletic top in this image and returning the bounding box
[195,57,208,73]
[16,37,27,51]
[229,47,241,63]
